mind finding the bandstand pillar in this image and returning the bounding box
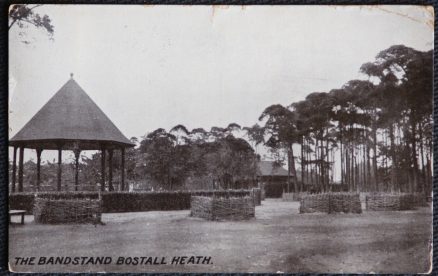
[108,149,114,191]
[74,149,81,191]
[57,147,62,191]
[121,148,125,191]
[36,148,42,191]
[11,146,17,193]
[18,146,24,192]
[101,146,106,192]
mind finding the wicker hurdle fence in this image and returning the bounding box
[33,194,103,224]
[412,193,430,207]
[190,196,255,220]
[299,193,362,214]
[365,193,419,211]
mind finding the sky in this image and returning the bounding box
[8,5,434,163]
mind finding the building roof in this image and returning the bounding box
[257,160,290,177]
[10,77,134,150]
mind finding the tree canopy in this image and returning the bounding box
[9,4,54,42]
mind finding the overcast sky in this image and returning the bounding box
[9,5,433,162]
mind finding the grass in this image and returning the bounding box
[9,199,432,273]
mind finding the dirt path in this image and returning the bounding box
[9,199,432,273]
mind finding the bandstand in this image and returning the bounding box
[9,74,134,192]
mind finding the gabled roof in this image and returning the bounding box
[10,77,134,150]
[257,160,290,177]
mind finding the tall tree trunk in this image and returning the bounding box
[305,138,309,190]
[363,144,367,192]
[319,136,325,192]
[352,146,356,192]
[289,143,298,193]
[372,119,379,192]
[325,137,330,190]
[287,149,291,193]
[301,136,305,192]
[405,125,412,193]
[310,160,314,188]
[315,139,319,188]
[366,141,371,192]
[389,123,397,193]
[418,121,426,194]
[354,152,359,192]
[346,145,351,192]
[411,120,419,193]
[384,130,389,192]
[340,127,344,187]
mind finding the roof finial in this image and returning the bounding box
[70,73,74,79]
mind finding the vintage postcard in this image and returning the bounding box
[8,5,433,273]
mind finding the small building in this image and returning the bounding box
[257,161,292,198]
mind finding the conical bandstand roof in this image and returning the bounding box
[10,77,134,150]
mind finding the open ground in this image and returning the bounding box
[9,199,432,273]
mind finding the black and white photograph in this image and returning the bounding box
[8,5,433,273]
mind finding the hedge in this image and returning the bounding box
[9,190,251,213]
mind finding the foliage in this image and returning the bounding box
[136,125,258,190]
[9,4,54,42]
[255,45,432,194]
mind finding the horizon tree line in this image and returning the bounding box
[9,45,432,195]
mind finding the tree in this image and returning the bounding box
[225,123,242,136]
[259,104,299,192]
[139,128,177,189]
[292,93,335,192]
[243,123,265,153]
[190,128,208,144]
[210,126,226,141]
[360,45,432,193]
[255,45,431,196]
[170,124,190,145]
[9,5,54,41]
[136,126,258,191]
[202,135,257,189]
